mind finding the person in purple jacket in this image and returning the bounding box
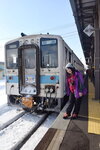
[63,63,87,119]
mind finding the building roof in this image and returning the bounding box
[70,0,96,65]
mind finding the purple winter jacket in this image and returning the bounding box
[66,71,87,98]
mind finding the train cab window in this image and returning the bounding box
[40,38,58,68]
[6,49,18,69]
[6,41,19,69]
[23,48,36,69]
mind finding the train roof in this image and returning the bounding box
[5,34,63,45]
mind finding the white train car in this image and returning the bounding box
[5,34,84,112]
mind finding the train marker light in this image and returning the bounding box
[50,76,55,80]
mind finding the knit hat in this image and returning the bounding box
[65,63,75,70]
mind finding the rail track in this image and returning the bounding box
[0,104,58,150]
[11,113,49,150]
[0,105,25,131]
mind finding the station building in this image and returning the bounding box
[0,62,4,79]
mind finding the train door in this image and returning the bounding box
[18,44,40,96]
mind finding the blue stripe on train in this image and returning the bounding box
[40,75,59,84]
[6,76,18,83]
[6,75,59,84]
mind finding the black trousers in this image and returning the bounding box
[66,92,82,115]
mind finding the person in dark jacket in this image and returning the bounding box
[63,63,87,119]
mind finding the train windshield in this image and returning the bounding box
[6,49,18,69]
[22,48,36,69]
[40,38,58,68]
[6,41,19,69]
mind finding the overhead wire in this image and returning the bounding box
[36,23,76,33]
[62,32,78,38]
[0,23,78,42]
[0,31,78,42]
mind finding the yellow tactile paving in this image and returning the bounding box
[88,80,100,135]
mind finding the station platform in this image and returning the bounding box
[35,79,100,150]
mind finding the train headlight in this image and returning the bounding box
[31,39,34,44]
[19,41,23,46]
[24,40,29,45]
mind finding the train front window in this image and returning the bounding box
[6,49,18,69]
[23,48,36,69]
[40,38,58,68]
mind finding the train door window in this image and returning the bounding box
[40,38,58,68]
[22,48,36,69]
[6,49,18,69]
[69,51,71,62]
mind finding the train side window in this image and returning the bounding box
[69,51,71,62]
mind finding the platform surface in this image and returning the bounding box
[35,79,100,150]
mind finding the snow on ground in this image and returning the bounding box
[0,113,41,150]
[21,113,58,150]
[0,79,7,106]
[0,106,24,128]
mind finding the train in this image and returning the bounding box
[5,34,84,112]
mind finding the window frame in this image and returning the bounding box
[6,41,19,69]
[40,38,58,68]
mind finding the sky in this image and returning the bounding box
[0,0,86,66]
